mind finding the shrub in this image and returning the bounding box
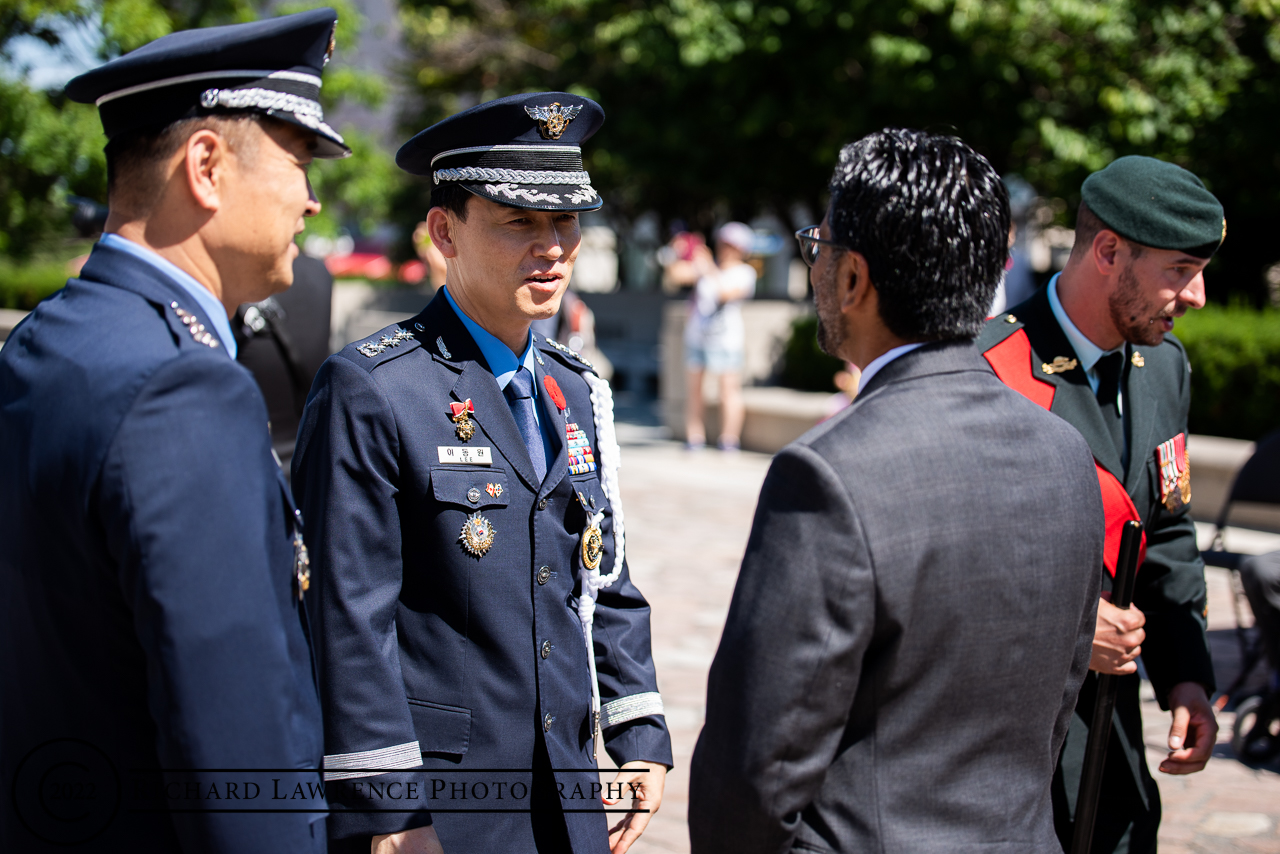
[1176,303,1280,442]
[0,260,71,310]
[778,313,844,392]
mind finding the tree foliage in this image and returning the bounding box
[0,0,397,256]
[398,0,1280,300]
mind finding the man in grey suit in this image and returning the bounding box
[688,129,1105,854]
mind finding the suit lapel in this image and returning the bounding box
[1020,289,1124,481]
[1122,346,1155,494]
[422,293,542,493]
[534,358,570,500]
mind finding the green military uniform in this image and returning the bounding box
[977,155,1226,854]
[978,290,1213,853]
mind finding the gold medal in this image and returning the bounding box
[459,512,495,557]
[581,524,603,570]
[450,399,476,442]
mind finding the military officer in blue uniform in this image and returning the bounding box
[0,10,349,852]
[292,94,672,854]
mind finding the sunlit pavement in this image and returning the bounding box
[602,426,1280,854]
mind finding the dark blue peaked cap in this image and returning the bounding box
[397,92,605,212]
[65,8,349,159]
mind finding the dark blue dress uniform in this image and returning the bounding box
[0,240,325,853]
[1,9,350,851]
[292,288,673,852]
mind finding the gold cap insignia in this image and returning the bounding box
[460,511,496,557]
[525,103,582,140]
[1131,351,1145,368]
[1041,356,1078,375]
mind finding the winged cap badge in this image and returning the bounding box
[525,102,582,140]
[324,21,337,66]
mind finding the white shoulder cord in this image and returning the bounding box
[576,371,625,756]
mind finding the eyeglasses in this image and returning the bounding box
[794,226,850,268]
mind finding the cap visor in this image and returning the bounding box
[461,181,602,212]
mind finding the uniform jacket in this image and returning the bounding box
[0,240,326,853]
[688,341,1104,854]
[291,289,672,851]
[976,285,1215,852]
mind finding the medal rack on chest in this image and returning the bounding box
[442,353,628,759]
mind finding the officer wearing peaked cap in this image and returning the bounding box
[0,10,346,852]
[977,155,1224,854]
[293,93,672,854]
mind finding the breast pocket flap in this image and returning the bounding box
[408,699,471,756]
[431,468,510,509]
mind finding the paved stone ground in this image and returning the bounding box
[600,429,1280,854]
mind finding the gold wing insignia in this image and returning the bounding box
[524,103,583,139]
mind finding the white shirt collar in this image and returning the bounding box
[99,233,236,358]
[856,342,927,393]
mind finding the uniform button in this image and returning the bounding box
[536,566,551,585]
[538,498,548,511]
[543,713,553,732]
[467,487,481,504]
[541,640,552,659]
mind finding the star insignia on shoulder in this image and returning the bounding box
[544,337,594,370]
[358,328,415,358]
[169,301,220,349]
[524,102,582,140]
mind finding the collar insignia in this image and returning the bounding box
[436,335,452,359]
[524,103,582,140]
[1131,351,1145,368]
[1041,356,1078,375]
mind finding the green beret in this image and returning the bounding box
[1081,156,1225,258]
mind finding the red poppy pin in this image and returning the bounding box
[543,376,567,411]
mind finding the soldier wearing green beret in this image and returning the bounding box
[977,155,1224,854]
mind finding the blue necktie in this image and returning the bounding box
[504,367,547,483]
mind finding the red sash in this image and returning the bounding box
[984,329,1147,577]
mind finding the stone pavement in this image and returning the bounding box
[601,428,1280,854]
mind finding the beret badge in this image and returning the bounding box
[525,102,582,140]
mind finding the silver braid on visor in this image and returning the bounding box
[433,166,592,186]
[201,87,324,119]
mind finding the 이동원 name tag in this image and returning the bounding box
[438,446,493,465]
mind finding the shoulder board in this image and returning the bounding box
[975,312,1024,352]
[343,325,421,370]
[537,335,597,374]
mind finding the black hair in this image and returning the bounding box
[828,128,1010,341]
[429,183,473,222]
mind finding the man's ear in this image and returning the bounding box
[183,129,228,213]
[840,251,875,312]
[1091,230,1122,277]
[426,207,459,259]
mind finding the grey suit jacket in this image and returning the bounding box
[688,341,1103,854]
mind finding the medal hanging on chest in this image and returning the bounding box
[450,399,475,442]
[459,511,495,557]
[1156,433,1191,512]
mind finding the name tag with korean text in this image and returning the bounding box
[437,446,493,465]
